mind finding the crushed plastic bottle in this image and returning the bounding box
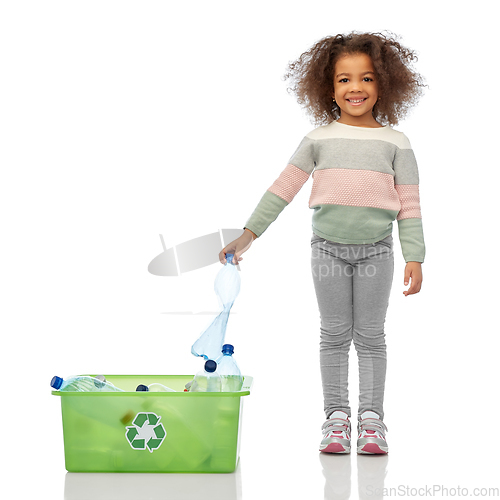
[216,344,243,392]
[148,383,176,392]
[191,253,241,361]
[51,375,124,392]
[189,360,221,392]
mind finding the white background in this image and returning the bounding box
[2,1,498,498]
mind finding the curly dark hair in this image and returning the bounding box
[283,31,427,126]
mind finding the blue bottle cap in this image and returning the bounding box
[51,376,63,390]
[136,384,149,392]
[222,344,234,355]
[205,360,217,373]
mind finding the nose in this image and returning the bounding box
[349,81,362,92]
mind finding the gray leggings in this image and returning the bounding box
[310,231,394,421]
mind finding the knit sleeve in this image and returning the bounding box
[393,133,426,263]
[243,136,316,238]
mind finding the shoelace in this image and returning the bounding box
[358,417,388,436]
[321,417,351,435]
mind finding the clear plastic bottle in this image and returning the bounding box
[189,360,221,392]
[191,253,241,361]
[135,383,176,392]
[147,383,176,392]
[50,375,124,392]
[216,344,243,392]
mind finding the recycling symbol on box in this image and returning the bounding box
[125,412,166,453]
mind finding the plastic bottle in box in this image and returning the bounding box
[189,360,221,392]
[216,344,243,392]
[51,375,124,392]
[135,383,176,392]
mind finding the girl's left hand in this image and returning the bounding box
[403,262,422,296]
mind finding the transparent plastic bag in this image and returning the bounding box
[191,254,241,360]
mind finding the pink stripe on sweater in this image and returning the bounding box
[395,184,422,220]
[308,169,400,211]
[268,164,310,203]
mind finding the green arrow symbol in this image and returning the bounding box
[147,438,163,452]
[133,413,148,427]
[126,427,138,443]
[148,414,160,426]
[132,438,145,449]
[154,425,166,439]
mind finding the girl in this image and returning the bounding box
[219,31,426,455]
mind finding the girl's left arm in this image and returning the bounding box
[393,133,425,264]
[393,132,425,297]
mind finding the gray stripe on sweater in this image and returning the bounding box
[287,136,316,174]
[288,137,419,185]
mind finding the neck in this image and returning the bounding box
[337,115,383,128]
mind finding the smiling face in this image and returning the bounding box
[333,52,381,127]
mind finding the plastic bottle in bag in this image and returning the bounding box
[191,253,241,361]
[189,360,221,392]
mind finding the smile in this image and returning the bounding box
[347,98,367,105]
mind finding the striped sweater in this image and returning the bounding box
[244,120,425,263]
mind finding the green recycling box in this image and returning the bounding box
[52,374,252,473]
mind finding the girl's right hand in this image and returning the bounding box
[219,229,256,265]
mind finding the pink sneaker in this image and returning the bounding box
[357,411,388,454]
[319,410,351,454]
